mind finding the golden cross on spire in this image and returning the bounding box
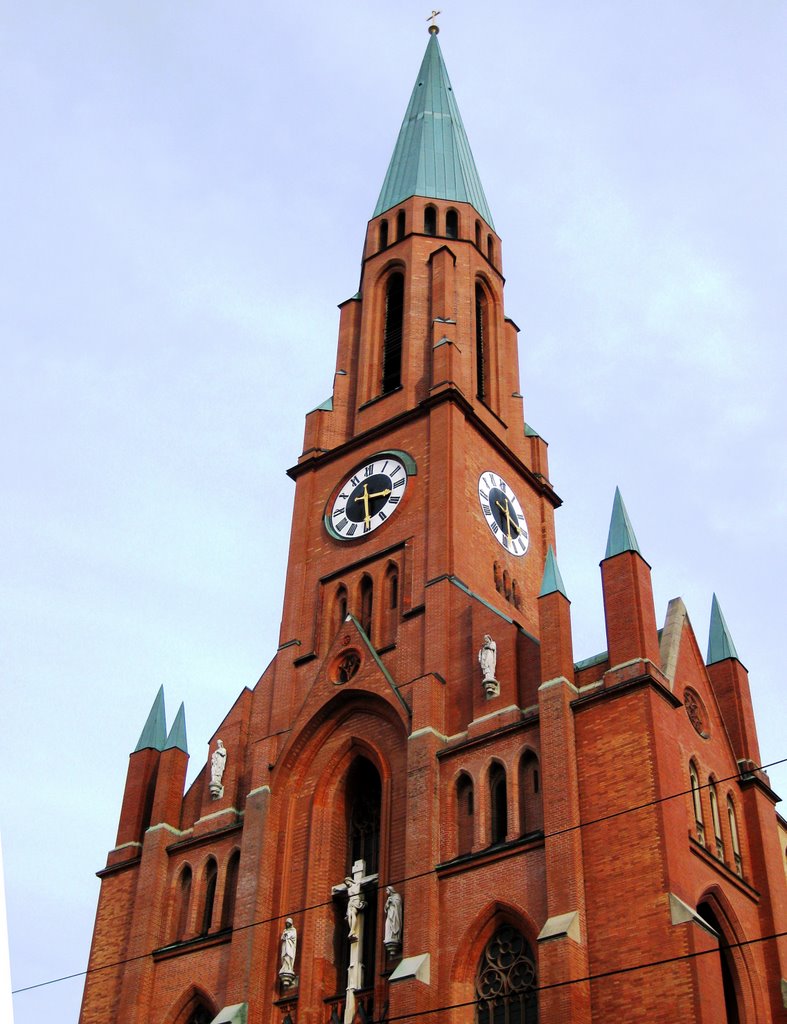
[427,10,441,33]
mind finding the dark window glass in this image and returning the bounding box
[476,926,538,1024]
[490,764,507,844]
[382,273,404,393]
[424,206,437,236]
[446,209,458,238]
[476,284,488,401]
[379,219,389,250]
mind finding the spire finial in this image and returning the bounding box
[427,10,440,34]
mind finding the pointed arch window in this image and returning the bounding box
[476,925,538,1024]
[697,901,742,1024]
[709,781,723,860]
[378,219,389,251]
[490,763,508,845]
[446,209,459,239]
[689,761,705,846]
[396,209,406,240]
[457,773,474,856]
[176,865,192,941]
[382,272,404,394]
[360,575,373,639]
[520,752,543,835]
[333,584,348,636]
[221,850,240,929]
[476,284,489,402]
[424,205,437,236]
[201,858,218,935]
[727,797,742,877]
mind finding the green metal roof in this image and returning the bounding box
[604,487,642,559]
[373,31,494,227]
[163,701,188,754]
[707,593,739,665]
[134,685,167,752]
[539,545,569,599]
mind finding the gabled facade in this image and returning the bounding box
[79,27,787,1024]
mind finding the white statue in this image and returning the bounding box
[345,875,366,941]
[478,635,499,697]
[383,885,403,955]
[209,739,227,799]
[279,917,297,987]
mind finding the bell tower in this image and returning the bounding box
[271,24,560,741]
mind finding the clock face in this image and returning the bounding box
[478,471,529,556]
[328,454,409,539]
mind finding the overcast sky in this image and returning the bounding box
[3,3,786,1021]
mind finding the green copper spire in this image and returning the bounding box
[707,594,739,665]
[373,30,494,227]
[539,545,569,598]
[605,487,642,559]
[163,702,188,754]
[134,685,167,752]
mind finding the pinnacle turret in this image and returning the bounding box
[373,31,494,226]
[134,685,167,752]
[539,545,569,599]
[604,487,641,559]
[707,594,739,665]
[163,702,188,754]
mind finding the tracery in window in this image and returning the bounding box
[476,925,538,1024]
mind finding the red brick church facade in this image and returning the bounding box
[79,27,787,1024]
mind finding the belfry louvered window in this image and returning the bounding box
[382,273,404,394]
[476,284,488,401]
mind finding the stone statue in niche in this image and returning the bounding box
[279,917,297,987]
[383,885,403,956]
[478,634,499,698]
[209,739,227,800]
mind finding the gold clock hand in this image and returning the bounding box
[495,498,521,540]
[354,484,372,527]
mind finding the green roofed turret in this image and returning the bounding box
[707,593,740,665]
[134,685,167,752]
[373,28,494,227]
[163,701,188,754]
[604,487,642,559]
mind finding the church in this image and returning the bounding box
[78,25,787,1024]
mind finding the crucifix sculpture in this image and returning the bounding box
[332,859,379,1024]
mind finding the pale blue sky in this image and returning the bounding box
[3,3,786,1021]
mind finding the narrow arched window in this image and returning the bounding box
[709,781,723,860]
[727,797,742,877]
[457,773,474,856]
[360,575,373,639]
[446,209,458,239]
[176,865,192,941]
[475,284,488,402]
[475,220,482,249]
[487,234,494,263]
[221,850,240,929]
[201,858,218,935]
[333,584,348,636]
[476,926,537,1023]
[388,566,398,609]
[378,219,389,250]
[382,272,404,394]
[396,209,406,240]
[424,205,437,236]
[689,761,704,846]
[520,752,543,835]
[490,763,508,845]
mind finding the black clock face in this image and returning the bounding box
[328,455,408,539]
[478,471,529,556]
